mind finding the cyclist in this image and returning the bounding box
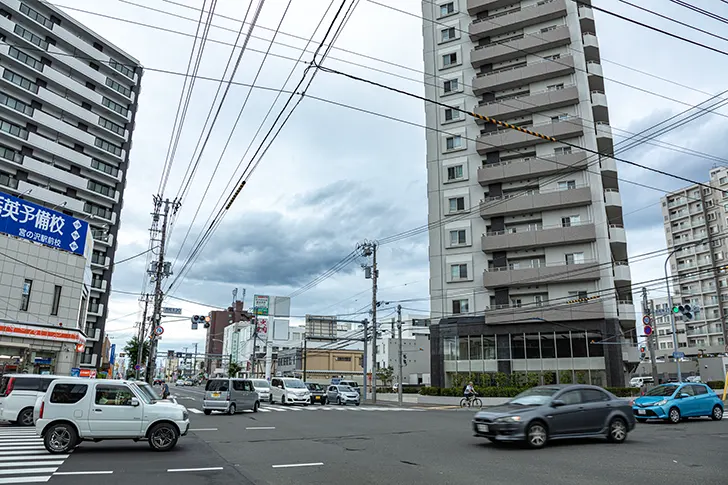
[464,381,476,403]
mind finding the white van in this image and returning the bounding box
[629,376,654,388]
[0,374,61,426]
[270,377,310,405]
[35,378,189,453]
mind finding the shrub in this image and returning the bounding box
[605,387,637,398]
[706,380,725,390]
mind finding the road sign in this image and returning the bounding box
[155,326,164,336]
[643,325,653,336]
[254,295,269,315]
[642,315,652,325]
[135,364,141,370]
[162,307,182,315]
[672,351,685,359]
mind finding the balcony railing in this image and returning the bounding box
[487,258,598,272]
[485,219,593,237]
[476,55,565,78]
[482,182,586,203]
[473,0,557,24]
[477,83,576,108]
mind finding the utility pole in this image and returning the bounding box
[397,304,403,407]
[648,299,659,384]
[641,287,659,384]
[358,240,378,402]
[251,306,257,378]
[135,293,150,380]
[303,335,307,381]
[147,196,179,383]
[362,319,368,402]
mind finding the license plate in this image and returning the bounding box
[477,424,489,433]
[212,392,220,398]
[638,409,646,415]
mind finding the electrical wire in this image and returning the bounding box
[616,0,728,43]
[668,0,728,24]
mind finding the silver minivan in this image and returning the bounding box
[203,378,260,415]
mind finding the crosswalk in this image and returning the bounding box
[186,404,424,414]
[0,427,70,484]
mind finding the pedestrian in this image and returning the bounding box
[161,380,170,399]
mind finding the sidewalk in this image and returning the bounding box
[367,393,510,407]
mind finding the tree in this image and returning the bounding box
[376,366,394,387]
[124,336,149,375]
[228,362,242,377]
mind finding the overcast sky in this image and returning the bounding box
[50,0,728,355]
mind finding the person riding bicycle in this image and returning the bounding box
[464,381,476,402]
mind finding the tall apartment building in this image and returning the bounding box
[423,0,634,387]
[661,166,728,356]
[0,0,142,369]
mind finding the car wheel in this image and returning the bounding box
[322,398,328,405]
[667,407,681,424]
[337,397,342,405]
[607,417,628,443]
[203,409,212,415]
[43,423,77,454]
[281,395,286,406]
[525,422,548,449]
[148,423,179,452]
[711,405,723,421]
[17,407,34,427]
[253,401,259,413]
[269,395,273,404]
[228,404,236,415]
[355,402,360,406]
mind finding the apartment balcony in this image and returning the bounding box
[80,353,98,367]
[92,232,114,247]
[587,61,605,92]
[596,122,613,153]
[481,222,597,252]
[85,327,102,341]
[471,25,571,66]
[467,0,516,16]
[36,87,99,127]
[47,44,106,87]
[32,109,96,147]
[590,90,609,123]
[604,188,622,209]
[88,303,104,317]
[91,255,111,268]
[613,261,631,283]
[609,224,627,260]
[472,55,575,95]
[617,301,636,321]
[484,261,601,287]
[476,117,584,154]
[582,32,600,62]
[22,155,88,193]
[485,299,605,324]
[28,133,94,168]
[578,4,596,32]
[90,279,108,293]
[474,84,578,121]
[478,150,588,184]
[469,0,568,40]
[480,186,591,217]
[15,180,85,213]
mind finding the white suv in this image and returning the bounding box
[0,374,61,426]
[36,378,190,453]
[270,377,310,405]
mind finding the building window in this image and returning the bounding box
[565,252,584,265]
[568,291,588,300]
[105,77,132,97]
[91,159,119,177]
[547,83,564,91]
[94,137,123,156]
[558,180,576,190]
[439,2,455,17]
[84,202,112,220]
[0,91,33,116]
[0,171,18,189]
[450,229,466,246]
[447,165,463,181]
[562,215,580,227]
[452,299,468,314]
[444,108,460,121]
[7,46,43,71]
[450,263,468,279]
[109,59,134,79]
[443,79,458,93]
[448,197,465,213]
[0,9,10,19]
[554,146,572,155]
[20,279,32,311]
[442,53,458,67]
[98,117,125,136]
[2,69,38,93]
[87,180,114,197]
[551,114,568,122]
[19,3,54,29]
[445,135,462,150]
[13,25,48,49]
[91,274,103,289]
[50,285,62,315]
[0,144,21,163]
[0,118,29,139]
[441,27,456,42]
[335,356,352,362]
[101,97,129,116]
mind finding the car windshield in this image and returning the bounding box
[509,387,560,406]
[129,383,152,404]
[340,386,354,392]
[137,383,161,402]
[284,379,306,388]
[645,385,679,397]
[307,383,323,391]
[206,380,229,392]
[253,380,270,388]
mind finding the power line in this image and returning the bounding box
[668,0,728,24]
[616,0,728,43]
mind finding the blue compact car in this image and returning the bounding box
[633,383,724,423]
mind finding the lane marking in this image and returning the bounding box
[53,471,113,475]
[0,468,58,476]
[0,456,68,462]
[167,467,224,473]
[0,447,45,451]
[0,477,51,484]
[0,462,64,468]
[245,427,275,430]
[0,451,52,456]
[189,428,218,431]
[187,409,203,414]
[258,408,271,412]
[272,462,324,469]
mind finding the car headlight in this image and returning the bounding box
[654,399,668,406]
[495,416,522,423]
[182,410,189,420]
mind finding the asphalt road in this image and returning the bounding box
[3,385,726,485]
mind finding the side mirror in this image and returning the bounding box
[551,399,566,407]
[278,385,283,389]
[130,398,140,407]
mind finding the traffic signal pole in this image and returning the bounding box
[664,253,683,382]
[648,299,659,383]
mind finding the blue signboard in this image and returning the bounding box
[0,190,89,255]
[70,367,80,377]
[109,344,116,365]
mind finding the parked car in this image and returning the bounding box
[337,380,360,395]
[270,377,310,405]
[35,378,189,453]
[632,382,723,423]
[175,379,185,387]
[628,376,654,388]
[203,378,260,415]
[251,379,271,402]
[327,385,360,406]
[306,383,327,404]
[472,385,636,449]
[0,374,60,426]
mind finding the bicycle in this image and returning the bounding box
[460,394,482,409]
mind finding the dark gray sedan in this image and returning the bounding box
[472,384,636,449]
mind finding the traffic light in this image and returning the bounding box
[204,315,211,329]
[191,315,204,329]
[672,304,694,320]
[639,344,646,359]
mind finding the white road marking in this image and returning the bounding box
[0,468,57,476]
[0,463,63,468]
[0,452,52,456]
[245,427,275,430]
[0,447,44,451]
[0,456,68,462]
[187,408,203,414]
[53,471,113,475]
[258,408,271,413]
[167,467,224,473]
[272,462,324,469]
[189,428,218,431]
[0,476,51,484]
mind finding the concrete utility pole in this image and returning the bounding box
[648,299,660,384]
[397,304,403,407]
[135,293,150,380]
[641,288,659,384]
[357,240,378,402]
[362,319,368,402]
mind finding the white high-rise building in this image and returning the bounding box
[423,0,634,387]
[0,0,143,370]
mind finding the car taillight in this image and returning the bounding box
[3,378,14,397]
[39,400,45,419]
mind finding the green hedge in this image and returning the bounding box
[707,380,725,390]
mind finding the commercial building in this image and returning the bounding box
[0,0,143,369]
[204,300,250,373]
[223,323,305,378]
[423,0,633,387]
[0,189,92,375]
[661,166,728,355]
[277,344,364,385]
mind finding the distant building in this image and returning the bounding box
[204,300,250,373]
[276,344,364,384]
